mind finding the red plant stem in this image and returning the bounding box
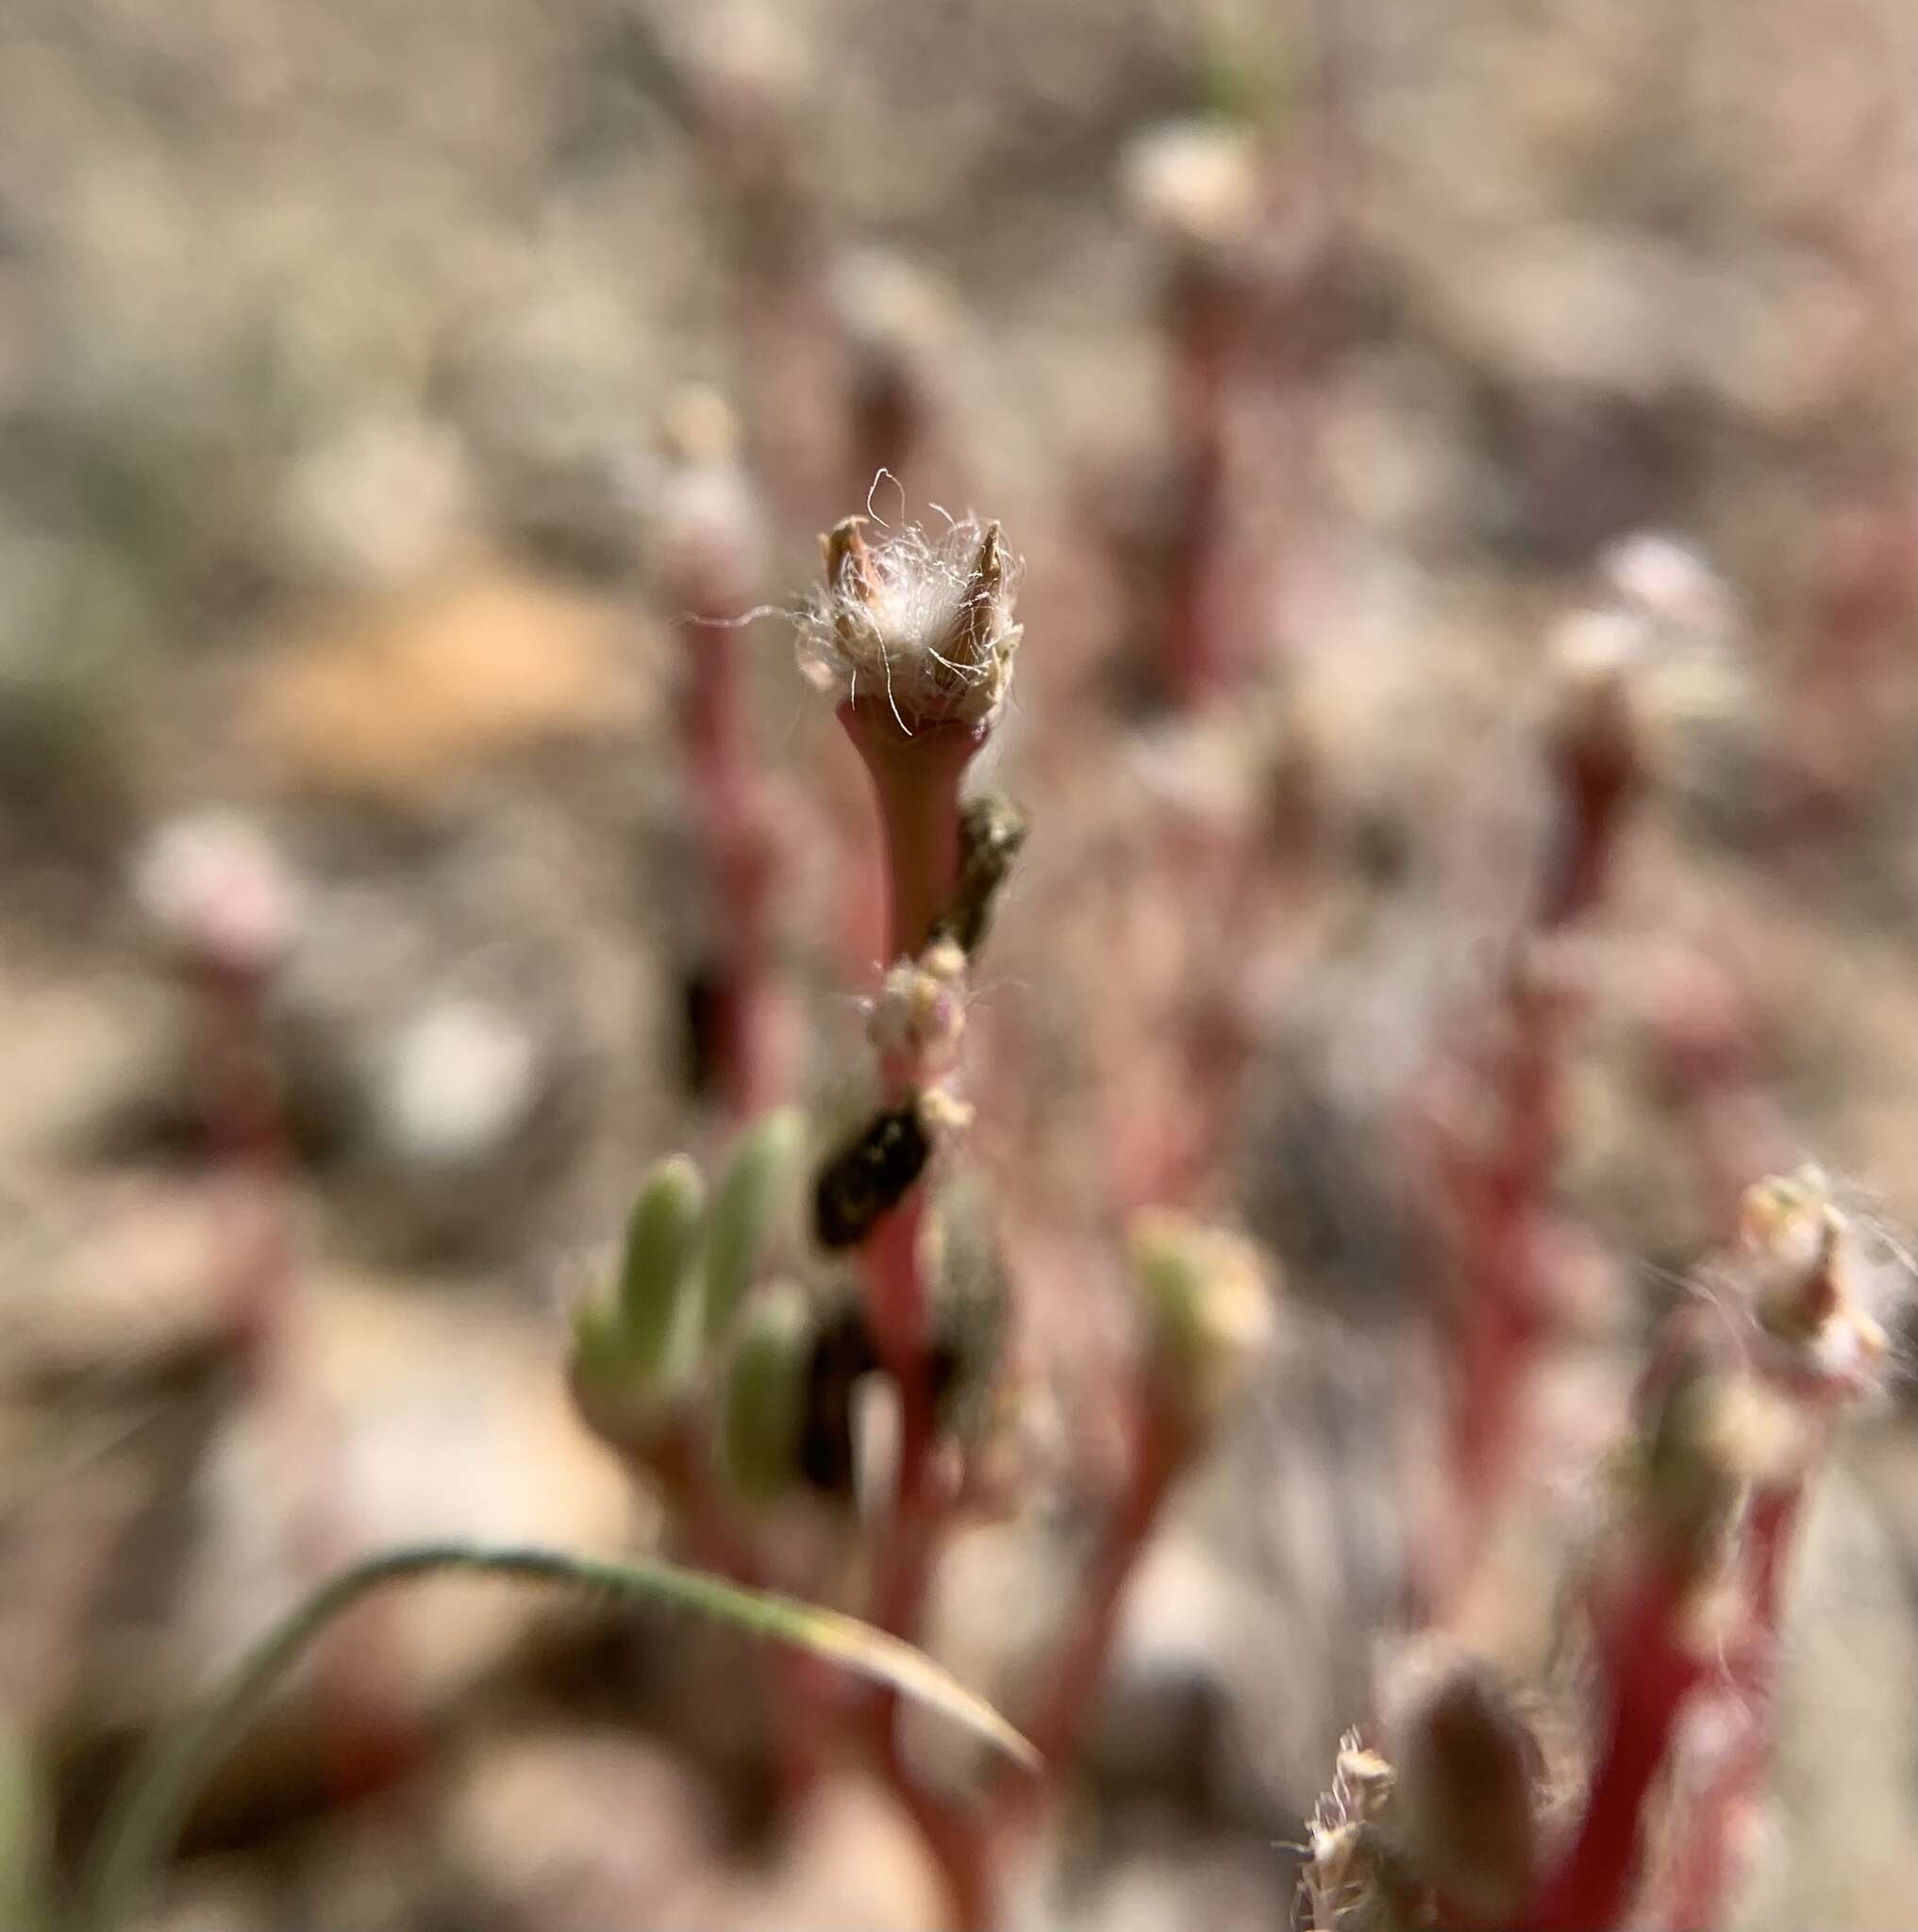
[1001,1377,1184,1813]
[202,957,427,1805]
[842,705,977,962]
[1657,1465,1817,1931]
[1159,261,1232,709]
[837,697,991,1921]
[656,1416,826,1811]
[1527,1557,1706,1932]
[1427,706,1638,1609]
[680,601,780,1117]
[839,698,974,1624]
[1538,682,1638,932]
[866,1194,940,1637]
[203,957,293,1376]
[875,1715,993,1929]
[1438,969,1560,1601]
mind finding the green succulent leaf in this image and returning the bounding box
[720,1282,810,1505]
[702,1108,805,1343]
[617,1152,708,1374]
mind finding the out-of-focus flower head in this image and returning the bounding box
[130,809,301,978]
[1120,118,1262,258]
[1548,531,1746,778]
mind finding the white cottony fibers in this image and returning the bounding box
[795,513,1023,734]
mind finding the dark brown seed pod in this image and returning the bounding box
[930,792,1029,957]
[812,1100,933,1249]
[796,1295,966,1497]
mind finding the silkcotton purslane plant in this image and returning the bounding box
[559,508,1280,1930]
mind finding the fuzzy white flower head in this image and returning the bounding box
[1547,533,1748,783]
[1601,532,1735,649]
[1121,119,1261,254]
[796,513,1022,737]
[131,809,300,976]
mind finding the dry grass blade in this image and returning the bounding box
[80,1541,1038,1929]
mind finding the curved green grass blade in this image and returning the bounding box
[81,1541,1037,1930]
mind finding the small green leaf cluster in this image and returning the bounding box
[571,1108,815,1503]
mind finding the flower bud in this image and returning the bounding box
[1737,1167,1891,1386]
[1127,1211,1276,1424]
[719,1281,810,1506]
[1381,1642,1543,1921]
[797,514,1022,739]
[866,939,968,1076]
[616,1153,708,1375]
[702,1108,806,1343]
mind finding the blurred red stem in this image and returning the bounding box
[1526,1557,1706,1932]
[681,605,779,1116]
[1002,1377,1183,1812]
[1657,1468,1815,1930]
[1160,265,1231,708]
[837,700,986,1919]
[1441,973,1559,1598]
[842,703,976,963]
[203,957,428,1807]
[203,958,292,1376]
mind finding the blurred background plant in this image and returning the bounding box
[1,0,1914,1927]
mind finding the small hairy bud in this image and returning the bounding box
[1737,1167,1891,1387]
[1301,1731,1401,1932]
[1382,1643,1543,1920]
[1127,1211,1276,1425]
[701,1108,805,1343]
[614,1154,708,1376]
[812,1101,933,1250]
[719,1281,810,1506]
[796,513,1022,737]
[866,938,968,1076]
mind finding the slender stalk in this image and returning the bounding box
[1655,1468,1816,1930]
[835,692,989,1921]
[201,957,292,1374]
[680,607,781,1117]
[1526,1557,1704,1932]
[204,957,425,1807]
[841,705,977,961]
[1001,1378,1183,1807]
[1159,262,1231,709]
[81,1541,1035,1932]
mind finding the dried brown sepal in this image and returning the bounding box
[823,514,877,613]
[961,521,1009,658]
